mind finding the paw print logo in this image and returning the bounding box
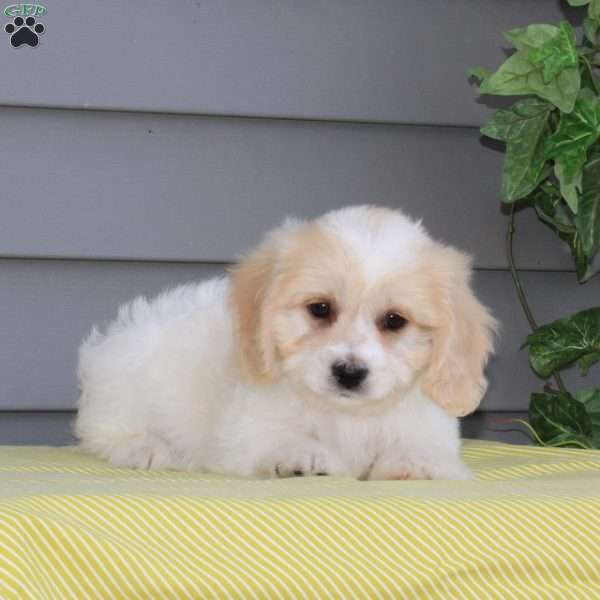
[5,16,45,47]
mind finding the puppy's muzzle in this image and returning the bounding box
[331,361,369,391]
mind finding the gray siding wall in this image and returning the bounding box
[1,0,581,125]
[1,1,597,444]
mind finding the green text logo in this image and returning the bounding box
[4,4,46,17]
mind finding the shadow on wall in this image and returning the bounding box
[0,410,534,447]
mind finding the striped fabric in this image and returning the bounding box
[1,441,600,599]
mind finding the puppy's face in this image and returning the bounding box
[270,265,433,408]
[231,206,496,416]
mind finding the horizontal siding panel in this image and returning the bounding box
[0,106,575,271]
[0,1,574,126]
[1,259,598,412]
[0,412,75,446]
[1,260,224,411]
[0,411,530,446]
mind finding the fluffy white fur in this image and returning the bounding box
[75,206,496,480]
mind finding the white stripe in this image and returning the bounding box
[359,495,494,599]
[0,513,68,600]
[373,496,492,599]
[0,561,23,596]
[223,496,365,598]
[360,496,493,599]
[67,495,196,599]
[55,495,165,599]
[160,496,300,600]
[286,498,393,599]
[0,530,41,592]
[490,498,589,586]
[554,498,600,592]
[94,495,215,600]
[316,495,455,599]
[476,499,586,600]
[23,514,95,600]
[268,498,375,599]
[131,495,267,600]
[32,497,132,600]
[191,498,321,597]
[513,498,600,595]
[458,500,562,592]
[328,497,439,600]
[380,497,510,599]
[0,514,56,599]
[210,498,337,599]
[419,499,548,598]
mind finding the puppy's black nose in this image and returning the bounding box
[331,361,369,390]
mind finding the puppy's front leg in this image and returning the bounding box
[257,438,351,479]
[367,444,472,481]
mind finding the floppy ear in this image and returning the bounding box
[421,247,497,417]
[229,239,280,382]
[229,220,303,381]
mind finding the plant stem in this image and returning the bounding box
[506,205,568,394]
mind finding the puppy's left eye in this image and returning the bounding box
[308,302,331,319]
[381,312,407,332]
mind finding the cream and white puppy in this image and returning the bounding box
[75,206,496,480]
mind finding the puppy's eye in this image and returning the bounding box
[382,312,407,332]
[307,302,331,319]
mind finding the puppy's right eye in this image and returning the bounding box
[307,302,331,319]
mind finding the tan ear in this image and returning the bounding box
[422,248,497,417]
[229,240,280,382]
[229,220,302,381]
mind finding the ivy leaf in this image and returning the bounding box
[545,90,600,163]
[580,250,600,282]
[554,161,582,213]
[581,56,600,95]
[529,22,578,84]
[529,184,598,280]
[576,155,600,258]
[504,24,557,51]
[566,0,600,17]
[480,23,580,113]
[480,51,580,113]
[532,183,575,233]
[529,392,593,447]
[527,308,600,377]
[481,98,552,141]
[575,388,600,439]
[480,99,553,201]
[584,17,600,44]
[467,67,492,82]
[581,351,600,374]
[502,128,551,202]
[545,89,600,212]
[573,233,600,282]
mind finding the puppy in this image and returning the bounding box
[75,206,496,480]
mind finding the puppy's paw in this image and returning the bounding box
[368,454,472,481]
[274,452,331,478]
[259,441,349,479]
[96,433,175,470]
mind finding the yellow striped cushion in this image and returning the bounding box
[1,440,600,599]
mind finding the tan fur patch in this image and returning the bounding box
[417,246,497,416]
[229,221,366,381]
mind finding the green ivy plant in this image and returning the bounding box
[470,0,600,449]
